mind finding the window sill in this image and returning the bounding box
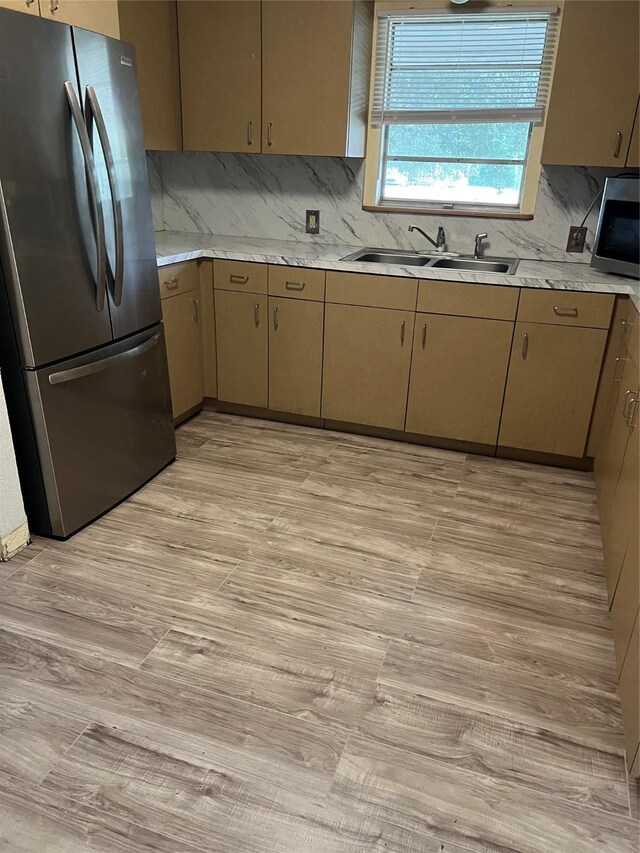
[363,204,534,221]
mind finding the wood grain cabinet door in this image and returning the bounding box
[0,0,40,15]
[498,322,608,458]
[268,297,324,418]
[542,1,639,166]
[118,0,182,151]
[162,290,204,420]
[261,0,365,156]
[406,314,513,446]
[322,304,414,430]
[215,290,268,407]
[41,0,120,36]
[178,0,261,153]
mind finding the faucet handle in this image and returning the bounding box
[474,232,488,258]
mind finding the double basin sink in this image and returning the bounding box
[341,248,519,275]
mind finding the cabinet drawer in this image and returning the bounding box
[325,272,417,310]
[417,280,518,320]
[517,290,614,329]
[158,261,199,300]
[268,266,325,301]
[214,259,267,294]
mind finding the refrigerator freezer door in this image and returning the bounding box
[25,325,175,538]
[73,28,162,341]
[0,10,114,367]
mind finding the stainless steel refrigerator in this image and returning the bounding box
[0,9,176,539]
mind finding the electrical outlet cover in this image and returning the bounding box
[306,210,320,234]
[566,226,587,253]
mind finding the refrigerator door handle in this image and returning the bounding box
[85,84,124,308]
[48,330,161,386]
[64,81,107,314]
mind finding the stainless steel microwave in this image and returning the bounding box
[591,177,640,279]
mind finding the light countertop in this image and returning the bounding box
[154,231,640,310]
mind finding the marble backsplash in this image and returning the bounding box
[147,151,627,262]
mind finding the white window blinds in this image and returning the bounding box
[371,7,559,127]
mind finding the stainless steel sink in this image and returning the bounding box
[340,247,519,275]
[340,249,431,266]
[428,257,520,275]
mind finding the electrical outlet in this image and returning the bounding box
[306,210,320,234]
[566,226,587,253]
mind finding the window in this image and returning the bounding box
[364,6,559,215]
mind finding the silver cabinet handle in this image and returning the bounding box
[247,121,253,146]
[400,320,406,345]
[26,0,35,5]
[49,331,160,385]
[285,280,305,291]
[623,389,635,418]
[254,303,260,326]
[267,122,273,146]
[553,306,578,317]
[627,397,639,428]
[192,298,199,321]
[421,323,427,349]
[613,356,625,382]
[613,131,623,159]
[163,277,179,290]
[230,274,249,284]
[85,85,124,307]
[50,0,59,11]
[64,81,106,313]
[273,305,279,329]
[522,332,529,359]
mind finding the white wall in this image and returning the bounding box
[0,372,28,557]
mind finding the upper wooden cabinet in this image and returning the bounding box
[118,1,181,150]
[542,1,640,166]
[41,0,119,37]
[177,0,371,156]
[262,1,371,156]
[0,1,40,16]
[178,0,262,153]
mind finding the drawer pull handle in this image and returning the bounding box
[285,280,305,290]
[421,323,427,350]
[522,332,528,360]
[230,274,249,284]
[553,306,578,317]
[254,303,260,326]
[273,305,279,330]
[623,389,635,418]
[400,320,406,345]
[163,277,179,290]
[613,356,625,382]
[247,121,253,146]
[613,131,623,159]
[192,298,199,321]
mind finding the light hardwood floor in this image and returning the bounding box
[0,411,637,852]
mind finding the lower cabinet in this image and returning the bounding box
[268,297,324,417]
[215,290,268,407]
[162,289,203,420]
[406,314,513,445]
[498,322,608,457]
[618,617,639,773]
[322,304,414,430]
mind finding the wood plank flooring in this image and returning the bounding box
[0,410,637,852]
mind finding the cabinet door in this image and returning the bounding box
[0,0,39,14]
[118,0,181,151]
[322,304,414,430]
[619,616,639,772]
[611,446,640,673]
[499,322,607,457]
[215,290,267,407]
[269,297,323,417]
[542,1,639,166]
[406,314,513,446]
[178,0,261,153]
[41,0,119,37]
[262,1,357,156]
[162,291,204,420]
[627,98,639,168]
